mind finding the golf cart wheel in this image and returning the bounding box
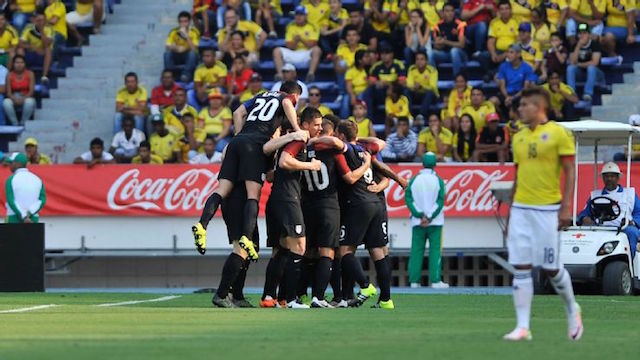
[602,261,632,296]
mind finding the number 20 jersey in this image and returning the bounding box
[240,91,296,144]
[301,142,350,208]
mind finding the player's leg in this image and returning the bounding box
[538,210,582,340]
[311,247,334,308]
[237,179,263,261]
[368,246,392,308]
[329,255,344,306]
[283,236,309,308]
[408,226,428,286]
[230,225,260,307]
[504,207,534,341]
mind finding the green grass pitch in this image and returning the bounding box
[0,293,638,360]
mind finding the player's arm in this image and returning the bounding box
[338,151,371,184]
[279,142,321,171]
[371,157,408,189]
[263,130,310,155]
[559,155,575,229]
[232,104,248,135]
[308,135,345,150]
[357,136,386,151]
[368,175,390,193]
[282,97,301,132]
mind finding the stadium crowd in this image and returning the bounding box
[8,0,640,164]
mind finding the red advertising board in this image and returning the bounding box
[0,163,637,217]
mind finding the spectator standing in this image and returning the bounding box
[517,22,544,79]
[0,13,19,67]
[544,31,568,76]
[151,69,181,114]
[472,112,508,163]
[344,8,378,50]
[566,23,603,102]
[194,47,228,99]
[3,152,45,223]
[417,113,453,161]
[226,54,253,97]
[461,0,496,55]
[403,8,430,66]
[173,113,205,163]
[198,89,232,151]
[460,86,496,132]
[487,0,519,68]
[190,136,223,164]
[305,86,334,116]
[348,100,375,137]
[363,42,406,120]
[446,73,472,130]
[404,152,448,288]
[530,7,555,52]
[66,0,104,35]
[109,116,146,163]
[132,140,163,164]
[163,87,199,137]
[542,70,578,120]
[272,5,322,83]
[407,52,439,116]
[566,0,605,45]
[430,3,467,77]
[73,137,115,168]
[19,11,53,83]
[452,113,476,162]
[319,0,348,59]
[3,55,35,125]
[255,0,282,39]
[164,11,200,83]
[149,114,177,163]
[11,0,37,31]
[239,72,266,103]
[381,116,417,162]
[24,137,51,164]
[114,72,147,132]
[216,8,265,66]
[495,44,536,112]
[270,63,309,108]
[600,0,635,57]
[544,0,569,30]
[385,82,412,135]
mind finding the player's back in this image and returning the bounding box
[301,142,343,207]
[512,120,575,206]
[339,143,379,207]
[239,91,291,145]
[269,141,307,203]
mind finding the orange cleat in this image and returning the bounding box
[259,297,278,308]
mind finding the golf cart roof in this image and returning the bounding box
[560,120,640,146]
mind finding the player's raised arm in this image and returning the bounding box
[263,130,310,155]
[233,104,248,135]
[358,137,387,152]
[371,158,408,189]
[278,141,321,171]
[338,151,371,184]
[282,98,301,132]
[309,135,345,151]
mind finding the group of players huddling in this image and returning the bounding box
[192,80,405,309]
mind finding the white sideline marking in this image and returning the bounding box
[0,304,58,313]
[96,295,181,307]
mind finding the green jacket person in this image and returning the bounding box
[404,152,448,288]
[4,152,46,223]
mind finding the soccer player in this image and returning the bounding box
[504,87,583,341]
[192,81,302,264]
[335,120,393,309]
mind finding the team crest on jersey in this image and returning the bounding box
[295,225,303,234]
[541,133,550,142]
[308,150,316,158]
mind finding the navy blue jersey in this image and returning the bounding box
[240,91,294,145]
[339,143,378,207]
[269,141,306,202]
[301,142,349,207]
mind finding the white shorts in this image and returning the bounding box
[66,7,106,26]
[507,204,562,270]
[280,47,312,68]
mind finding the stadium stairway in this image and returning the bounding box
[9,0,190,163]
[593,61,640,123]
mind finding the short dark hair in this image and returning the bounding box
[397,117,410,125]
[354,49,367,67]
[337,120,358,142]
[308,85,320,93]
[122,115,135,125]
[162,68,173,76]
[175,87,186,94]
[343,24,358,35]
[280,80,302,95]
[300,107,322,124]
[550,31,562,38]
[471,86,484,93]
[322,118,335,132]
[125,72,138,81]
[181,112,195,120]
[390,82,403,96]
[178,11,191,20]
[139,140,151,150]
[521,86,550,109]
[415,52,427,60]
[201,47,216,55]
[90,137,104,148]
[443,2,455,10]
[12,54,25,66]
[204,136,216,143]
[323,114,341,129]
[498,0,511,8]
[230,30,245,40]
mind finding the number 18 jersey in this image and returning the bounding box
[240,91,296,144]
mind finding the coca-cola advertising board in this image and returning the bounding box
[0,164,638,217]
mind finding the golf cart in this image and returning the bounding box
[559,120,640,295]
[490,120,640,295]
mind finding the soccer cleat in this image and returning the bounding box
[232,298,254,308]
[310,297,334,308]
[287,300,310,309]
[192,223,207,255]
[568,303,583,341]
[431,281,450,289]
[259,296,278,308]
[212,294,236,308]
[299,294,311,306]
[277,300,287,308]
[331,299,349,308]
[503,328,532,341]
[371,300,394,309]
[238,236,259,261]
[347,298,361,307]
[356,283,377,305]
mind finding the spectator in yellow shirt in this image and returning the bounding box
[335,25,367,115]
[132,140,164,164]
[407,52,438,118]
[19,11,53,83]
[542,71,579,120]
[114,72,147,132]
[417,113,453,161]
[601,0,635,57]
[510,0,538,23]
[420,0,444,26]
[488,0,519,66]
[446,73,472,131]
[566,0,605,44]
[66,0,105,35]
[348,100,376,137]
[194,47,228,97]
[11,0,37,31]
[24,137,52,164]
[173,113,206,163]
[216,8,266,65]
[45,0,68,47]
[365,0,392,41]
[149,114,177,163]
[239,72,267,103]
[304,0,330,25]
[0,13,19,67]
[305,86,334,117]
[273,5,322,82]
[385,82,412,136]
[319,0,348,57]
[530,8,556,53]
[198,90,232,151]
[341,48,372,118]
[460,86,496,132]
[452,113,476,162]
[164,11,200,82]
[255,0,282,39]
[543,0,569,29]
[163,87,199,137]
[517,22,544,77]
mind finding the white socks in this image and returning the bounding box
[512,270,533,330]
[550,268,577,315]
